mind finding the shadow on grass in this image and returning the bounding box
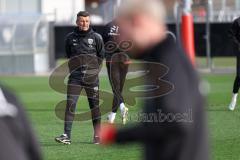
[41,141,94,147]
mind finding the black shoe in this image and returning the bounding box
[93,136,100,144]
[55,134,71,145]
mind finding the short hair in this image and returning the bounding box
[77,11,90,18]
[118,0,166,24]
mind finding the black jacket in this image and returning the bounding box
[65,27,105,75]
[229,17,240,50]
[65,27,105,59]
[102,21,122,58]
[115,37,209,160]
[0,85,42,160]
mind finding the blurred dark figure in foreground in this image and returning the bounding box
[100,0,209,160]
[102,20,130,125]
[228,16,240,111]
[0,85,42,160]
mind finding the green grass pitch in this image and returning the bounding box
[0,73,240,160]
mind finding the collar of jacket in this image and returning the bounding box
[73,27,93,36]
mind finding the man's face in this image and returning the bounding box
[117,14,166,56]
[117,17,133,42]
[77,16,90,31]
[117,14,152,53]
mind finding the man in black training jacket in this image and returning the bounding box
[100,1,209,160]
[55,11,105,145]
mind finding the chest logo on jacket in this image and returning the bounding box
[88,38,94,48]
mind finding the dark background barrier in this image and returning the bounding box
[54,23,237,59]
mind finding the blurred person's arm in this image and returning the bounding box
[0,86,42,160]
[101,122,187,144]
[115,122,187,144]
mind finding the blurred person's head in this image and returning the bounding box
[117,0,167,55]
[76,11,90,31]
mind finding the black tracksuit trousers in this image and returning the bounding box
[106,53,129,113]
[64,75,101,138]
[233,55,240,93]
